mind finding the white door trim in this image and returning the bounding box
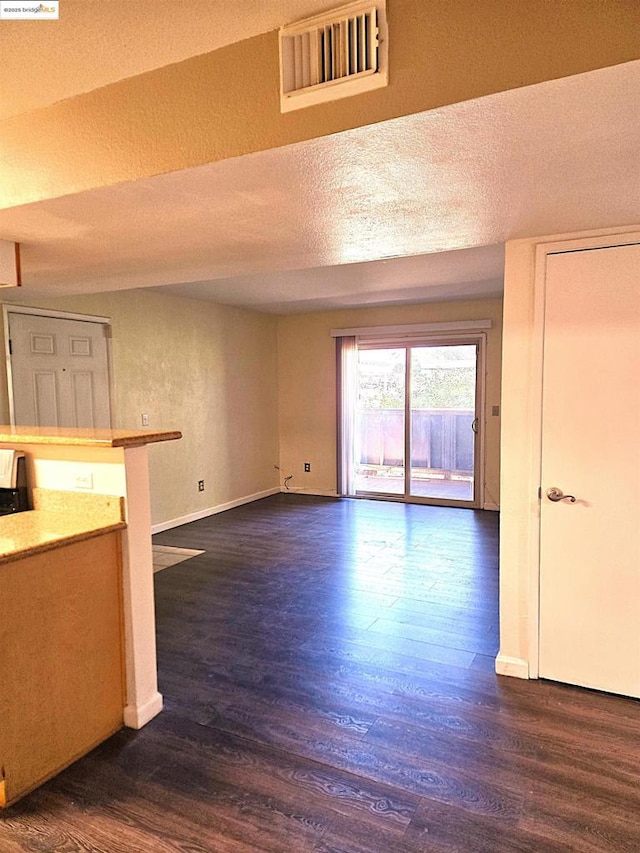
[3,305,110,324]
[3,304,115,427]
[498,225,640,681]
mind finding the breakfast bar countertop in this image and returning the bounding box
[0,425,182,448]
[0,490,125,565]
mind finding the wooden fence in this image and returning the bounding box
[357,408,474,475]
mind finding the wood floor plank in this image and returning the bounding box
[147,711,420,830]
[48,741,323,853]
[404,799,572,853]
[366,615,499,656]
[519,784,640,853]
[300,626,478,668]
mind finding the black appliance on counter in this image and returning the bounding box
[0,449,29,515]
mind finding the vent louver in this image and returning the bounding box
[280,0,388,113]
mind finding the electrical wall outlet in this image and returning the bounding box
[141,413,149,426]
[74,473,94,490]
[304,462,311,472]
[198,480,205,491]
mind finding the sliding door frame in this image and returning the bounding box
[354,332,486,509]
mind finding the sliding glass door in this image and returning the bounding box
[353,339,482,507]
[409,344,477,502]
[355,348,406,495]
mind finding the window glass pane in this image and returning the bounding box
[355,348,405,495]
[409,345,476,501]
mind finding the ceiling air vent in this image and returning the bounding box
[279,0,388,113]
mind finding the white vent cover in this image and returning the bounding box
[280,0,388,113]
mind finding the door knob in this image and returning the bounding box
[546,487,576,503]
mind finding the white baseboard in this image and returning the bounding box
[124,691,163,729]
[151,487,280,534]
[495,653,529,679]
[285,487,498,506]
[282,487,339,498]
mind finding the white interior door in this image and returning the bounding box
[8,312,112,428]
[539,243,640,697]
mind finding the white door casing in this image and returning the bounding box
[538,243,640,697]
[7,310,112,429]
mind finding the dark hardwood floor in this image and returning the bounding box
[3,494,640,851]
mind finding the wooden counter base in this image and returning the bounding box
[0,428,183,792]
[0,531,124,808]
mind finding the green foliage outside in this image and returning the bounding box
[358,346,476,410]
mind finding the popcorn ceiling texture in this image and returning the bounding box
[1,62,638,312]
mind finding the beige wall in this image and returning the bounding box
[0,291,279,525]
[498,240,539,676]
[277,298,503,507]
[4,0,640,209]
[2,290,501,527]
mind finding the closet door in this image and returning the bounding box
[9,312,112,428]
[539,243,640,697]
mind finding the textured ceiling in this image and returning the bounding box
[0,0,342,119]
[153,248,505,315]
[1,61,638,313]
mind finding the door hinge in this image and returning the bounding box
[538,486,542,500]
[8,339,12,355]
